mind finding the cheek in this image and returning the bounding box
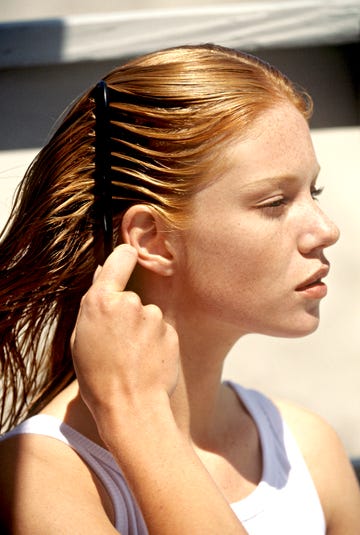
[181,223,273,301]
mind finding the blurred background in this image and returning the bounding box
[0,1,359,460]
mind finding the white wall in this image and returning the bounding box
[0,0,294,22]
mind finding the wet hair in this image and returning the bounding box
[0,43,312,432]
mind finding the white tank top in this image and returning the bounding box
[1,383,326,534]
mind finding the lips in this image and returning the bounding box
[296,266,330,292]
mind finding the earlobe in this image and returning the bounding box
[121,205,175,276]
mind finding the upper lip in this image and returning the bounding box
[296,265,330,291]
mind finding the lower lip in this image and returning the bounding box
[296,282,328,299]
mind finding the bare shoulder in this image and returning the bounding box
[275,398,342,460]
[0,431,117,534]
[275,399,360,534]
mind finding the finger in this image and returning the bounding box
[93,244,138,292]
[92,265,102,283]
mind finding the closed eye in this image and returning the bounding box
[264,197,287,208]
[258,196,288,217]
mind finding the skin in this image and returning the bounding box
[0,102,359,534]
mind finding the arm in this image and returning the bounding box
[324,433,360,535]
[0,433,121,534]
[71,244,247,535]
[314,422,360,535]
[277,400,360,534]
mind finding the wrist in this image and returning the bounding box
[93,390,179,449]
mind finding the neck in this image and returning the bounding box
[164,305,243,449]
[130,269,245,449]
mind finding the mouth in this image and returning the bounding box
[295,266,330,295]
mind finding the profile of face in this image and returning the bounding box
[172,102,340,339]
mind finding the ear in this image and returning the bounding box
[121,205,176,276]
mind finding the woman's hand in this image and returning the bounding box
[71,244,180,426]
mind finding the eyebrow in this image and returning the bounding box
[239,168,321,194]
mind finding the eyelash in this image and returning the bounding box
[311,186,324,200]
[259,186,324,216]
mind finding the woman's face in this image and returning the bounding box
[175,102,340,339]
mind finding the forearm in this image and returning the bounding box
[97,399,247,535]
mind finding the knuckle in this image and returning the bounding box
[81,286,115,315]
[89,287,110,308]
[122,291,142,310]
[144,303,163,320]
[79,288,144,320]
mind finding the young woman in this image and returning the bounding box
[0,44,359,534]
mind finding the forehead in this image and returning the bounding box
[224,103,318,182]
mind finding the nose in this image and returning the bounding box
[298,202,340,255]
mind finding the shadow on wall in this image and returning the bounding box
[0,58,126,150]
[0,19,130,150]
[262,43,359,129]
[0,18,64,150]
[0,24,359,150]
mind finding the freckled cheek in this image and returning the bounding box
[192,238,268,293]
[182,216,281,284]
[231,238,284,288]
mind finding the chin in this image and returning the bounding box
[279,316,321,339]
[260,312,321,339]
